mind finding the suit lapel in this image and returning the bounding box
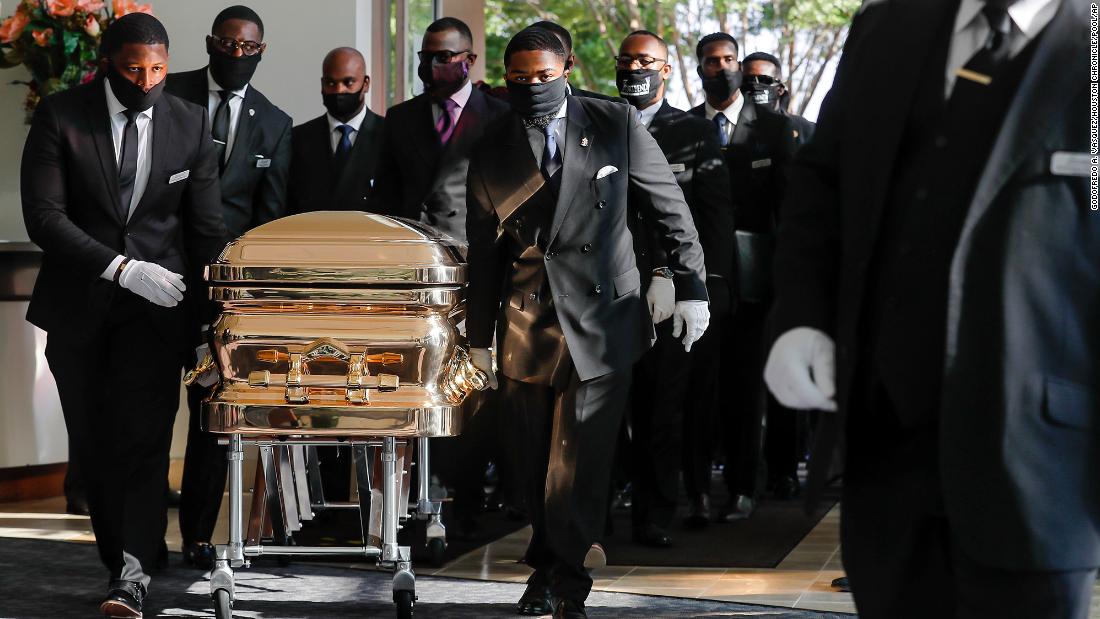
[961,0,1084,232]
[548,97,591,245]
[731,96,755,146]
[482,114,544,224]
[410,94,442,166]
[85,85,124,224]
[129,96,172,222]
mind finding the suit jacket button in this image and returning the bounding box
[545,253,553,261]
[593,284,603,295]
[596,200,606,209]
[529,292,537,301]
[581,243,592,253]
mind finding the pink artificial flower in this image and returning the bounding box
[46,0,79,17]
[32,28,54,48]
[0,9,30,44]
[112,0,152,16]
[81,70,97,84]
[84,14,100,36]
[77,0,106,11]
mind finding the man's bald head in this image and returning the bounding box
[321,46,369,121]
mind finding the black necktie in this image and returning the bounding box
[333,124,354,170]
[211,90,231,171]
[950,3,1013,107]
[117,109,140,221]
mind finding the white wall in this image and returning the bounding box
[0,0,375,243]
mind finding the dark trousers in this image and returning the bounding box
[843,380,1098,619]
[179,378,227,546]
[711,301,767,498]
[433,389,506,524]
[503,368,631,601]
[45,292,185,588]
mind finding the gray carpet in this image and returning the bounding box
[0,537,853,618]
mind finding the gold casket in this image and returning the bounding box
[203,211,486,436]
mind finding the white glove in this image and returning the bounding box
[118,260,186,307]
[193,343,219,388]
[764,327,838,412]
[646,276,675,324]
[671,300,710,353]
[469,347,498,390]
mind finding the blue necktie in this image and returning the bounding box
[542,119,561,179]
[335,124,354,159]
[714,113,730,147]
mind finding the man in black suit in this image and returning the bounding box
[764,0,1096,616]
[371,17,507,240]
[21,14,224,617]
[465,28,709,619]
[165,5,291,569]
[741,51,815,148]
[686,32,801,523]
[288,47,383,213]
[613,30,734,548]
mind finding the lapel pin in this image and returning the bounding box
[249,108,255,117]
[580,136,589,147]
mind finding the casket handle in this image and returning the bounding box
[251,338,403,404]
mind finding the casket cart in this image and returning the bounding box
[199,212,488,618]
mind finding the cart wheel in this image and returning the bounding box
[212,588,233,619]
[427,537,446,567]
[394,589,414,619]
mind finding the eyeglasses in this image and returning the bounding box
[210,36,263,56]
[417,49,472,64]
[745,74,781,86]
[613,54,668,69]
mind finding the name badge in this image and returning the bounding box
[256,158,272,169]
[669,163,686,173]
[1050,152,1093,178]
[168,170,190,184]
[752,158,772,169]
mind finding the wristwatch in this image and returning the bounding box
[651,267,674,279]
[113,258,130,283]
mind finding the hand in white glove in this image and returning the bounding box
[764,327,838,411]
[193,343,219,388]
[118,260,186,307]
[646,276,675,324]
[469,347,498,390]
[671,300,710,353]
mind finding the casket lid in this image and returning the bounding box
[208,212,466,285]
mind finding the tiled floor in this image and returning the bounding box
[2,463,1099,617]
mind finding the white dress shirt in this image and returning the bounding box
[206,68,248,162]
[703,93,745,144]
[636,97,664,128]
[430,79,473,129]
[326,103,369,153]
[944,0,1060,97]
[100,78,154,279]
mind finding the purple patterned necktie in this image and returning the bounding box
[436,98,457,144]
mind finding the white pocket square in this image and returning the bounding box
[168,170,190,184]
[595,165,619,180]
[1050,152,1092,178]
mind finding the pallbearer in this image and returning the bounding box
[464,27,709,619]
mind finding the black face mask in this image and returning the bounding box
[742,82,781,109]
[616,69,663,107]
[322,88,364,121]
[417,59,468,100]
[698,67,743,102]
[506,76,568,119]
[206,39,262,91]
[105,64,165,113]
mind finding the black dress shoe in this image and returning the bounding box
[516,583,552,615]
[683,493,710,529]
[100,580,144,618]
[183,542,216,570]
[831,576,851,592]
[552,598,587,619]
[65,497,90,516]
[632,523,673,548]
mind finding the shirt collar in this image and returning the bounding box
[704,94,744,124]
[327,103,369,134]
[636,98,664,127]
[954,0,1060,41]
[442,80,473,110]
[104,77,154,121]
[206,67,249,99]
